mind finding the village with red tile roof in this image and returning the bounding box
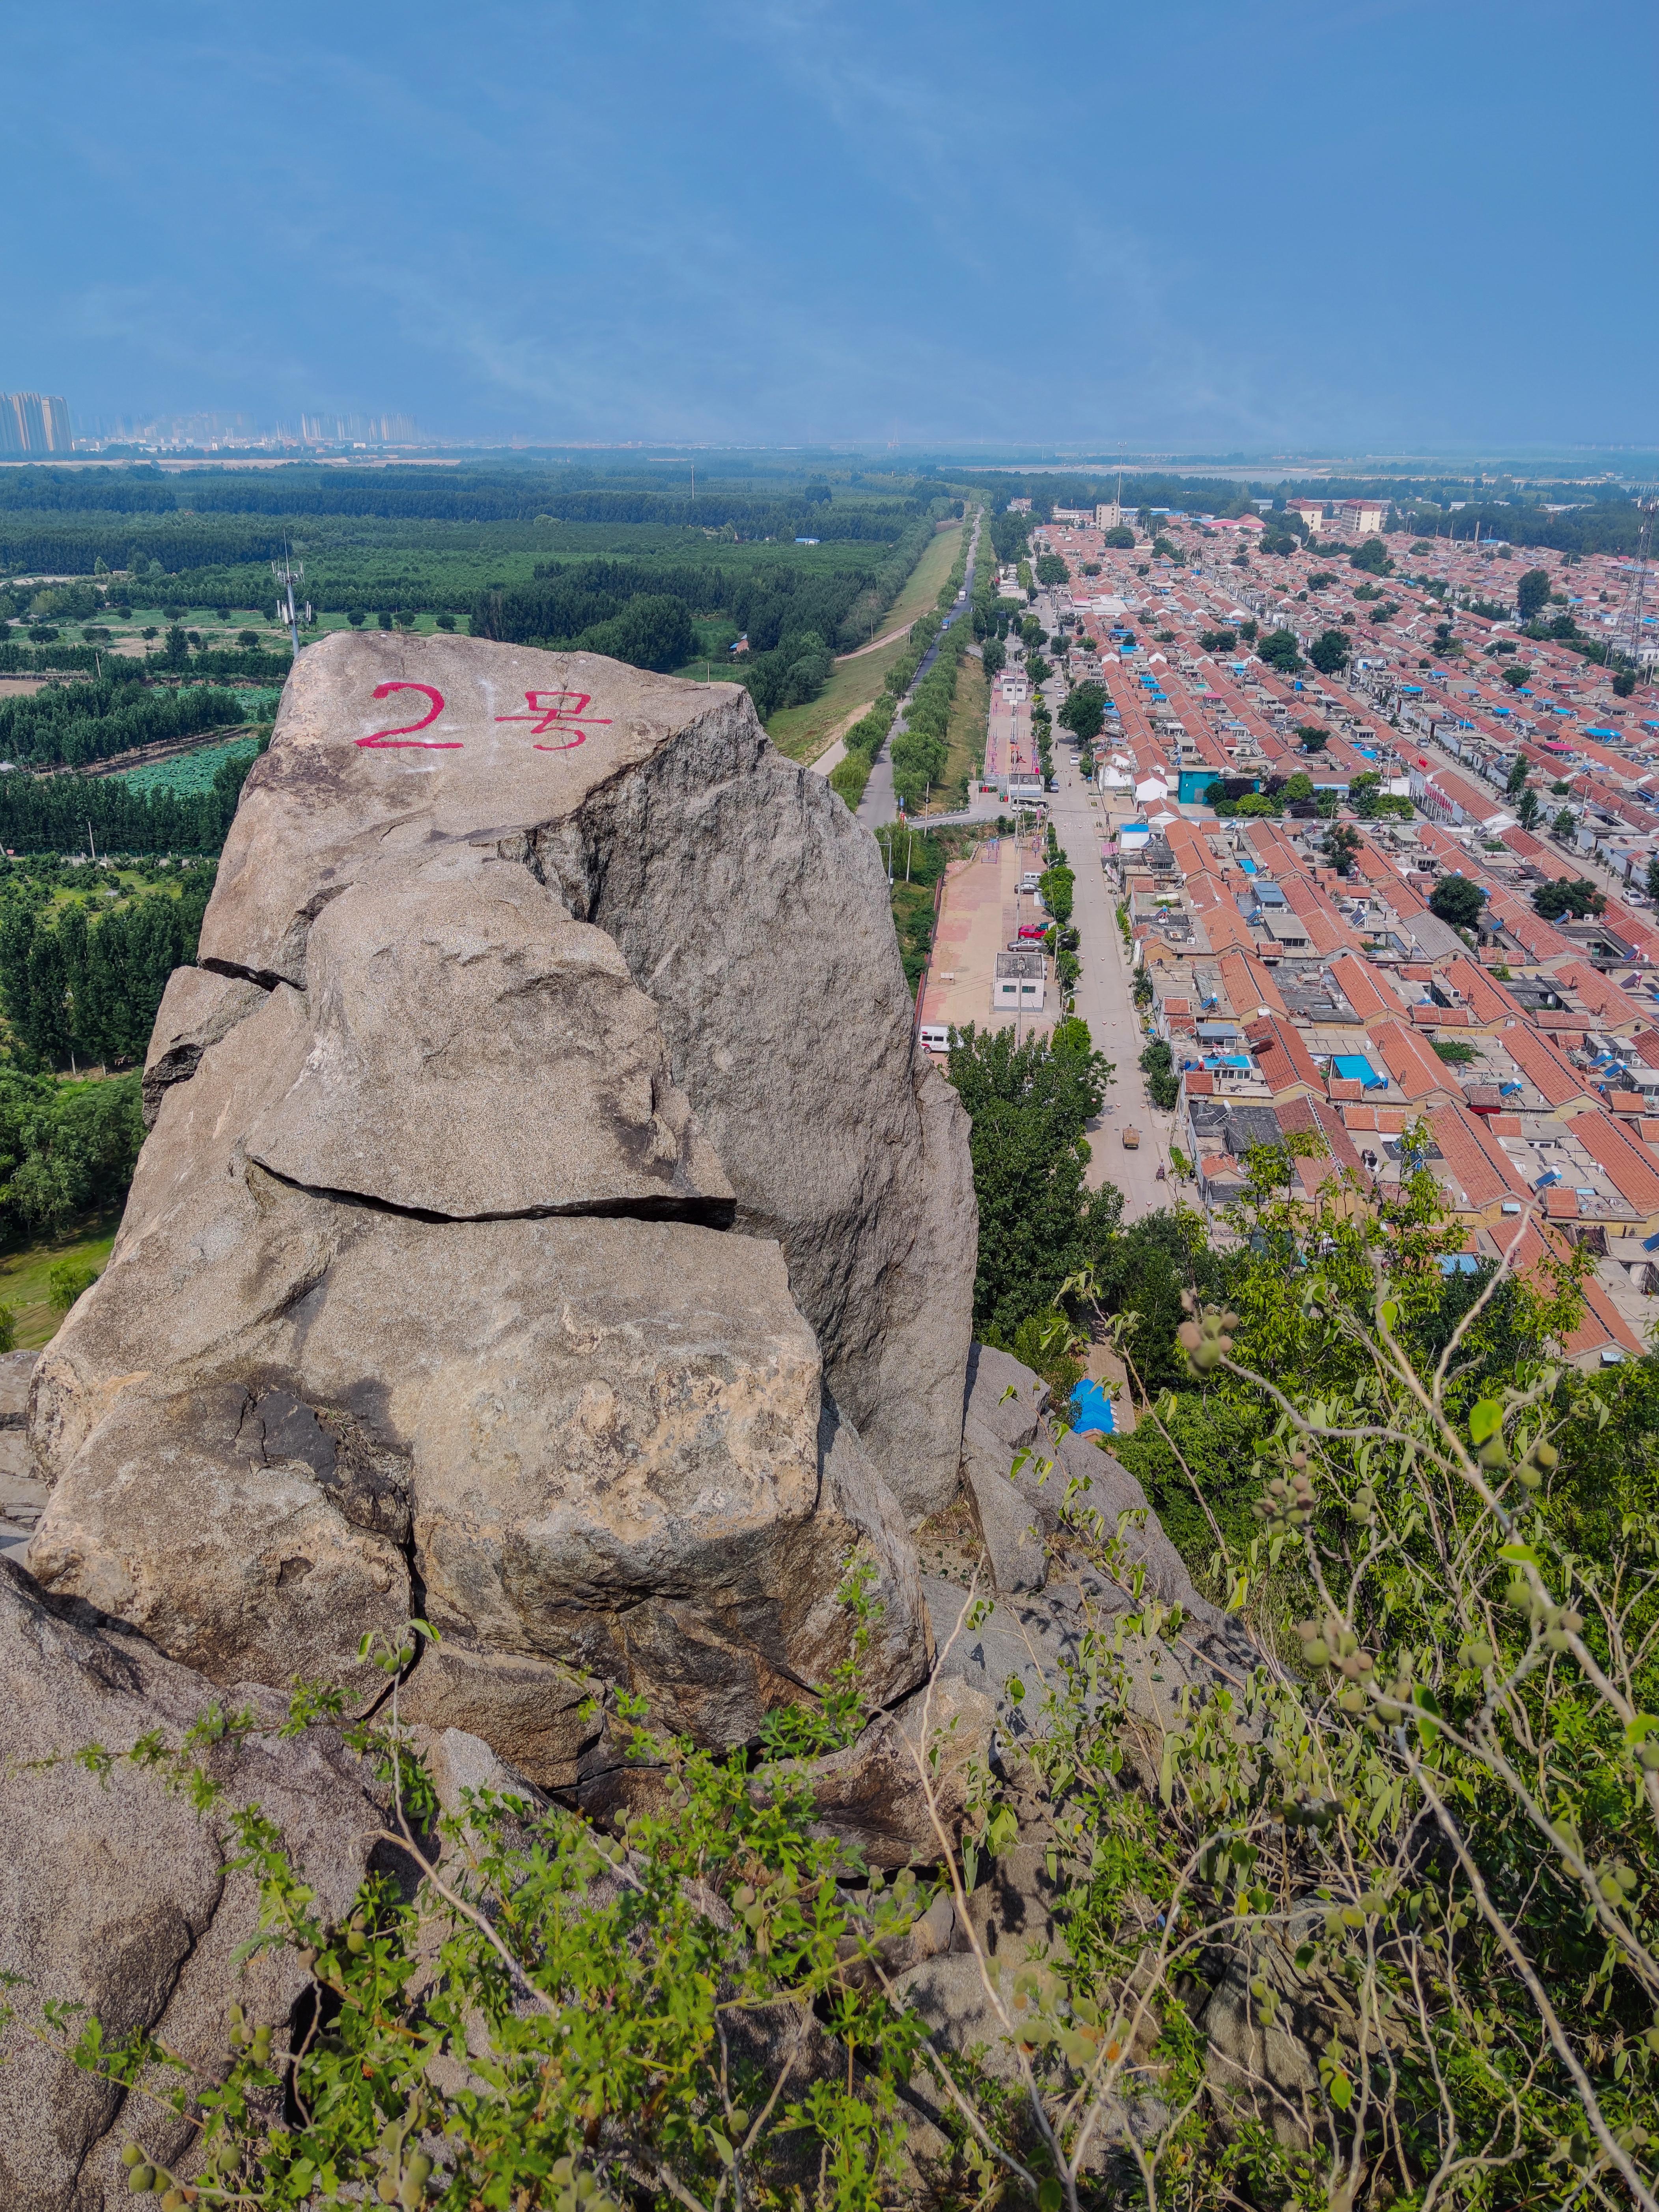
[1000,490,1659,1366]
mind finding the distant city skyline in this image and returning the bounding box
[67,406,423,451]
[2,0,1653,452]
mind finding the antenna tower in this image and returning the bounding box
[1611,497,1656,672]
[271,544,307,656]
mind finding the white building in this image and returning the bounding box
[994,949,1046,1015]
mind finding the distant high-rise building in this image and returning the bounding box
[0,392,73,455]
[298,410,418,446]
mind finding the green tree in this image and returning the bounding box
[1323,821,1362,874]
[946,1020,1121,1333]
[1429,873,1484,929]
[1534,876,1606,921]
[1057,681,1105,743]
[1038,863,1075,925]
[1297,724,1329,752]
[1516,565,1552,621]
[1554,805,1577,837]
[1516,787,1541,830]
[1101,524,1135,548]
[1349,535,1392,575]
[1282,770,1314,802]
[1138,1036,1181,1110]
[1502,663,1533,689]
[1505,754,1529,798]
[1034,553,1070,586]
[1256,626,1302,673]
[1308,627,1351,674]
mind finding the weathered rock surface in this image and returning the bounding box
[28,634,966,1753]
[773,1673,996,1869]
[0,1348,42,1556]
[0,1556,380,2211]
[959,1343,1058,1592]
[142,965,267,1128]
[922,1573,1252,1770]
[953,1343,1228,1626]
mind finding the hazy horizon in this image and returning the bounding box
[4,0,1654,453]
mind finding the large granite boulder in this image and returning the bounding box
[0,1556,380,2211]
[27,636,972,1764]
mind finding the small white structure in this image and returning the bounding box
[994,949,1046,1015]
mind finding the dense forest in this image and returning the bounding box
[0,674,253,769]
[0,463,953,578]
[0,744,261,857]
[0,462,931,535]
[0,1067,144,1239]
[0,861,215,1067]
[472,509,943,705]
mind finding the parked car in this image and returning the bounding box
[1017,923,1047,941]
[1019,871,1042,893]
[918,1025,955,1053]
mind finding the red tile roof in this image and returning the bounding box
[1571,1109,1659,1217]
[1328,951,1395,1022]
[1441,956,1525,1026]
[1502,1022,1593,1110]
[1342,1102,1410,1134]
[1370,1019,1456,1101]
[1425,1104,1534,1212]
[1245,1013,1325,1094]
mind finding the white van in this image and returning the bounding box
[918,1025,955,1054]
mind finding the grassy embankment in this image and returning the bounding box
[764,519,964,765]
[875,821,982,996]
[0,1214,120,1348]
[923,647,989,813]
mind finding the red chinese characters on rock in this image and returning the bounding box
[356,682,459,750]
[493,690,613,752]
[353,685,612,754]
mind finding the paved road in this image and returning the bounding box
[1046,758,1176,1220]
[858,511,983,832]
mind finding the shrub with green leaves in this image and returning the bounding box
[20,1157,1659,2212]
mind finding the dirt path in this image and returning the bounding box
[836,621,914,663]
[806,701,878,776]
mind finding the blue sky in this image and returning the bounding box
[3,0,1653,452]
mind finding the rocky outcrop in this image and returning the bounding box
[26,636,972,1759]
[0,1347,41,1557]
[955,1343,1228,1628]
[959,1343,1058,1592]
[0,1556,380,2211]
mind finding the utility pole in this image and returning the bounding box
[272,544,305,657]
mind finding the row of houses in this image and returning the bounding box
[1019,500,1659,1366]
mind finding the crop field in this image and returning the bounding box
[117,732,267,794]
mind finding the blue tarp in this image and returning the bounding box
[1334,1053,1387,1090]
[1069,1378,1115,1436]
